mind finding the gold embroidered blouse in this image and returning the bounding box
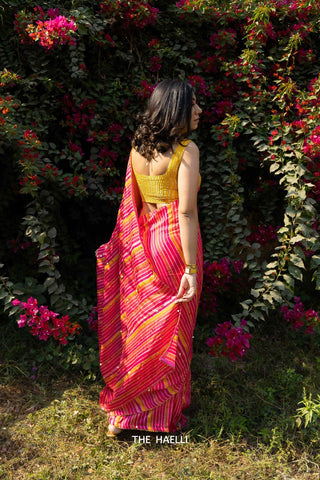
[132,139,200,204]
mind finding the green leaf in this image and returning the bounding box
[286,206,296,218]
[283,274,294,288]
[310,255,320,270]
[252,243,261,250]
[266,261,278,269]
[264,270,277,277]
[38,250,49,260]
[252,301,268,309]
[8,305,21,316]
[273,281,288,291]
[268,290,283,302]
[48,284,58,295]
[12,289,24,295]
[240,300,252,310]
[290,255,305,269]
[290,235,305,244]
[39,260,51,267]
[44,277,55,288]
[250,310,266,321]
[38,233,47,243]
[251,288,262,298]
[270,163,280,173]
[288,264,303,281]
[47,227,57,239]
[4,295,14,305]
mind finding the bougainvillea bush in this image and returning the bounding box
[1,0,320,372]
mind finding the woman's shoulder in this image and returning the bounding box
[178,140,199,175]
[131,147,146,162]
[131,146,140,156]
[183,140,199,157]
[131,148,148,174]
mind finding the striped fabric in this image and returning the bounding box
[96,148,203,433]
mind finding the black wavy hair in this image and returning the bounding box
[131,79,194,162]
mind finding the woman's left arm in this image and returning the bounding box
[175,141,199,303]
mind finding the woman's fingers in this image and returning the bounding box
[175,273,197,303]
[176,283,186,299]
[175,287,196,303]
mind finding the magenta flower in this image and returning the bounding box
[17,314,28,328]
[232,260,244,274]
[206,320,252,361]
[246,224,278,245]
[12,297,81,344]
[100,1,159,29]
[281,297,320,334]
[26,15,78,50]
[148,38,160,48]
[135,80,155,99]
[188,75,211,97]
[105,33,115,46]
[199,258,245,318]
[87,307,98,332]
[149,56,162,73]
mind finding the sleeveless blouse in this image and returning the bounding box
[132,139,200,204]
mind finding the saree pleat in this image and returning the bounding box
[96,154,203,433]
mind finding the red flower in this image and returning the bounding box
[149,56,162,73]
[206,320,252,361]
[12,297,81,344]
[281,297,320,335]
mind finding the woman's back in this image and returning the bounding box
[131,144,179,177]
[131,141,193,214]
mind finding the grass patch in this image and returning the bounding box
[1,314,320,479]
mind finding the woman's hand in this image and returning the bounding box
[175,273,197,303]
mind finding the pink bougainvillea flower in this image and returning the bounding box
[135,79,155,99]
[281,297,320,334]
[12,297,81,345]
[26,15,78,50]
[206,320,252,361]
[87,307,98,332]
[149,55,162,73]
[246,224,278,245]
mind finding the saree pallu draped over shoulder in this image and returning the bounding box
[96,153,203,433]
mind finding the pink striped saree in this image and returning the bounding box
[96,151,203,433]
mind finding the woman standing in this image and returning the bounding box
[96,79,203,436]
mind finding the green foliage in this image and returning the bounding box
[2,318,320,478]
[296,389,320,429]
[1,0,320,372]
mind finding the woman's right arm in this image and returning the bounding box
[175,141,199,303]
